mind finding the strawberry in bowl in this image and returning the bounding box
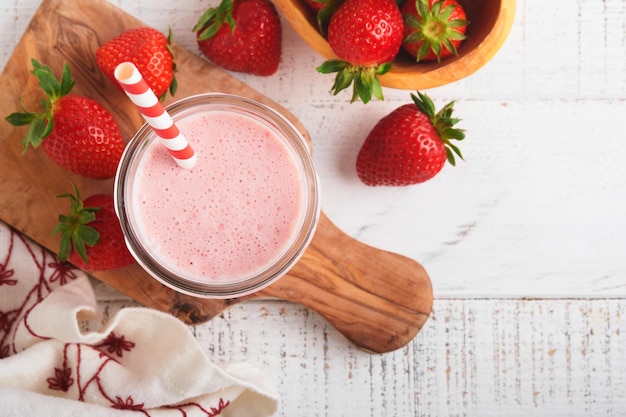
[402,0,469,62]
[273,0,516,91]
[316,0,404,103]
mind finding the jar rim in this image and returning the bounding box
[114,93,320,299]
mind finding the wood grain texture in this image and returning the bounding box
[0,0,432,353]
[261,213,433,352]
[91,283,626,417]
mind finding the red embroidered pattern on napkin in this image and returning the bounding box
[0,223,235,416]
[0,224,79,357]
[0,221,278,416]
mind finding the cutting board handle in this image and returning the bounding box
[258,212,433,353]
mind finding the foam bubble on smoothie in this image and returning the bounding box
[132,110,305,283]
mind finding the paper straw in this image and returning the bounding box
[114,62,197,169]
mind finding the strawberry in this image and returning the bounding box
[303,0,326,11]
[96,27,177,100]
[193,0,282,76]
[54,183,135,271]
[5,59,124,180]
[356,91,465,186]
[402,0,468,62]
[302,0,342,34]
[316,0,404,103]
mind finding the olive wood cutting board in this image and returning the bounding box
[0,0,433,353]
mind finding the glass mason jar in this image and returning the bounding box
[115,93,320,299]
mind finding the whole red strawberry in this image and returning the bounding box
[316,0,404,103]
[356,91,465,186]
[193,0,282,76]
[402,0,468,62]
[96,27,177,100]
[54,184,135,271]
[5,59,124,180]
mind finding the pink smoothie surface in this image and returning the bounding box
[130,110,306,283]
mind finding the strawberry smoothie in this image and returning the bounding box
[115,94,319,298]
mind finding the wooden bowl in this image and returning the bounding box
[273,0,517,90]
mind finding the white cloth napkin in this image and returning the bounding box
[0,220,279,416]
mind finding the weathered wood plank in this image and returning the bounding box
[90,281,626,417]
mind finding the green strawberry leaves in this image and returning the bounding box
[317,60,392,104]
[411,90,465,165]
[53,183,101,264]
[404,0,468,62]
[193,0,237,40]
[166,28,178,100]
[31,58,75,99]
[314,0,342,35]
[5,59,74,151]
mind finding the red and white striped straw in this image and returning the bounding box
[114,62,197,169]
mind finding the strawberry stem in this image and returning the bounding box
[53,183,101,263]
[4,59,74,152]
[411,91,465,165]
[165,27,178,100]
[193,0,237,40]
[404,0,468,62]
[317,60,391,104]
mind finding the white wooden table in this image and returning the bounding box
[2,0,626,415]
